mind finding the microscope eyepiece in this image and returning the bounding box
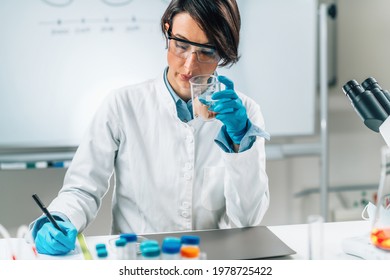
[342,79,364,100]
[362,77,381,90]
[342,80,359,94]
[342,77,389,132]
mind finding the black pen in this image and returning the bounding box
[32,193,67,235]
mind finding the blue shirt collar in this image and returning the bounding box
[163,67,182,104]
[163,67,193,122]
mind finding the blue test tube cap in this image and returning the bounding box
[141,246,160,258]
[140,240,159,252]
[162,238,181,254]
[163,237,181,243]
[97,248,108,258]
[115,238,127,247]
[181,235,200,245]
[95,243,106,250]
[120,233,137,243]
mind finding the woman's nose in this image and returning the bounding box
[184,51,199,70]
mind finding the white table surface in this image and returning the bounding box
[0,220,377,260]
[269,220,371,259]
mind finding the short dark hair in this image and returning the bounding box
[161,0,241,67]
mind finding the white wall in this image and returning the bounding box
[1,0,389,236]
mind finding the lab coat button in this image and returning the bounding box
[186,222,192,229]
[182,211,189,218]
[185,163,193,170]
[184,173,192,181]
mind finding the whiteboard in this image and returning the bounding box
[0,0,317,152]
[0,0,169,148]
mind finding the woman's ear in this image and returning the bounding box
[164,22,170,49]
[164,23,170,34]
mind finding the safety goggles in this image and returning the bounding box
[167,30,220,64]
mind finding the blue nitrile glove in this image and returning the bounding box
[210,76,249,144]
[35,221,77,255]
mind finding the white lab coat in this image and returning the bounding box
[47,72,270,235]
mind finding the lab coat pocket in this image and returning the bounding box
[201,167,225,211]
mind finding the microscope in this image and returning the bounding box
[341,77,390,260]
[342,77,390,147]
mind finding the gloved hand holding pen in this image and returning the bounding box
[210,76,249,144]
[35,220,77,255]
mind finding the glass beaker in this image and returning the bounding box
[371,146,390,250]
[190,74,220,121]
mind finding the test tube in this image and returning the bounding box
[0,224,16,260]
[161,237,181,260]
[140,240,160,260]
[180,235,203,260]
[115,238,127,260]
[120,233,137,260]
[307,215,324,260]
[17,225,38,259]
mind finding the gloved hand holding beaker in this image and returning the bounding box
[211,76,249,144]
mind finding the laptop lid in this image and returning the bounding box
[141,226,296,260]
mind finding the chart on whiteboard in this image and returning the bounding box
[0,0,168,147]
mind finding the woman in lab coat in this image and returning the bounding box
[31,0,270,255]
